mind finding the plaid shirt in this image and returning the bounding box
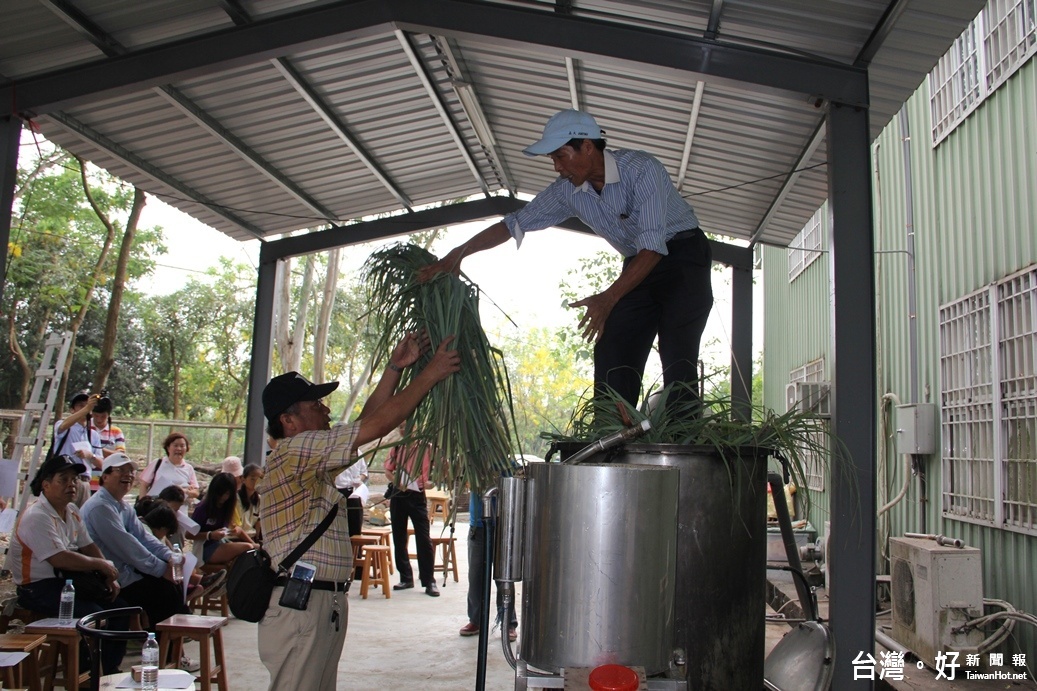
[257,423,359,582]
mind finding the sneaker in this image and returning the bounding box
[459,622,479,637]
[180,655,201,673]
[508,627,518,642]
[190,570,227,602]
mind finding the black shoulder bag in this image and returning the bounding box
[227,503,339,623]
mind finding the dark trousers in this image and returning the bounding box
[345,496,364,537]
[17,578,130,675]
[120,574,189,632]
[595,230,714,408]
[390,491,433,587]
[467,526,517,628]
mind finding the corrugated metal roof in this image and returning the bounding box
[0,0,986,247]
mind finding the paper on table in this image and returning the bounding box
[0,458,19,496]
[114,669,196,689]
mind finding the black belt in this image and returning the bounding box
[668,228,701,243]
[275,577,351,592]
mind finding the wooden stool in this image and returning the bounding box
[360,527,394,574]
[25,619,90,691]
[156,614,229,691]
[425,491,450,523]
[359,545,393,599]
[430,536,460,582]
[0,633,45,691]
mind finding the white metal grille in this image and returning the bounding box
[986,0,1037,89]
[930,0,1037,145]
[940,264,1037,534]
[789,358,827,492]
[787,206,824,282]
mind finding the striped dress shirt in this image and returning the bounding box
[503,149,700,257]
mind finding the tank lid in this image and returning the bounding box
[588,664,639,691]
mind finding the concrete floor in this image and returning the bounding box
[132,523,795,690]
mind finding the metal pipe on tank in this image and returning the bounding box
[494,477,525,583]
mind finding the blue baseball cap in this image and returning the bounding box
[523,109,604,156]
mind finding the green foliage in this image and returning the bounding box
[362,243,519,493]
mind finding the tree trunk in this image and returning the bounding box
[58,157,118,399]
[275,254,315,373]
[93,187,145,391]
[313,248,340,382]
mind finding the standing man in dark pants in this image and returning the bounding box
[460,489,518,641]
[421,108,713,408]
[384,438,438,597]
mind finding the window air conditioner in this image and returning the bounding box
[785,382,831,417]
[889,536,984,668]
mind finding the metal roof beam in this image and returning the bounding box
[3,0,868,118]
[44,111,265,239]
[37,0,126,56]
[704,0,725,40]
[394,30,490,197]
[270,58,413,210]
[153,85,336,221]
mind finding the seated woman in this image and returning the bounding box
[190,472,257,566]
[157,484,192,549]
[141,503,224,600]
[238,463,264,542]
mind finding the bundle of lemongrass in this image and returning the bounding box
[362,243,518,494]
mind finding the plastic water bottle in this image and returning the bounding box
[171,543,184,584]
[58,579,75,625]
[141,632,159,691]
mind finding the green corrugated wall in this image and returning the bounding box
[762,56,1037,658]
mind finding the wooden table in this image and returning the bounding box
[25,618,89,691]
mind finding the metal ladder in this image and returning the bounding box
[7,331,74,516]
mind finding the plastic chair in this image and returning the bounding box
[75,607,148,691]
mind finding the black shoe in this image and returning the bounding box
[424,583,440,597]
[393,581,414,591]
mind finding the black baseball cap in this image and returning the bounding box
[69,391,90,407]
[30,454,88,496]
[262,372,339,421]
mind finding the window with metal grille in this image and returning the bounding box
[787,206,824,282]
[930,0,1037,145]
[940,264,1037,534]
[789,358,827,492]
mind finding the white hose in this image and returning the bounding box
[878,392,913,516]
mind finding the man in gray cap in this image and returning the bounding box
[257,331,460,691]
[422,108,713,409]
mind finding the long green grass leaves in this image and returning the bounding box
[363,243,517,493]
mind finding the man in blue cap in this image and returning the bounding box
[421,109,712,408]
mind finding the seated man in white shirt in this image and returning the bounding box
[7,454,126,674]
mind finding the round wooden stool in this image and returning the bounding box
[360,545,393,599]
[430,535,460,582]
[360,527,394,574]
[156,614,229,691]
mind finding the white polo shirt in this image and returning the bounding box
[9,495,94,585]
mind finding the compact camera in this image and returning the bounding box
[278,560,316,610]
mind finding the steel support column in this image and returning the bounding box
[826,101,877,689]
[0,116,22,307]
[729,261,753,421]
[244,250,278,464]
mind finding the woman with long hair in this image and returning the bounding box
[190,472,256,565]
[238,464,264,541]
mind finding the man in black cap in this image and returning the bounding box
[7,454,126,673]
[257,331,460,691]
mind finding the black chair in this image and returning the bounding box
[76,607,149,691]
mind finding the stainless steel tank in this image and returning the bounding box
[520,462,679,675]
[613,444,768,691]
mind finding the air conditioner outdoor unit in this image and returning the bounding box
[889,536,984,668]
[785,382,831,417]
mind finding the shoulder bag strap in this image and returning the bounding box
[277,502,340,573]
